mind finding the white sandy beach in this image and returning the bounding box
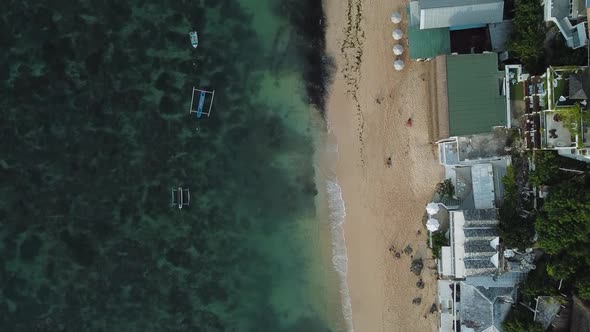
[323,0,446,330]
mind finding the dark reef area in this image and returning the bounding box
[0,0,341,331]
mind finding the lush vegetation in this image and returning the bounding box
[498,160,535,249]
[504,149,590,331]
[435,179,455,198]
[503,259,560,331]
[529,151,560,186]
[503,320,544,332]
[536,178,590,253]
[502,307,545,332]
[508,0,546,72]
[520,259,561,301]
[556,104,586,146]
[508,0,588,73]
[430,232,448,259]
[535,177,590,300]
[544,33,589,69]
[525,150,590,300]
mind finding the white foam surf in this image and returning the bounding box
[325,178,354,332]
[319,120,353,332]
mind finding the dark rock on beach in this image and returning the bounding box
[410,258,424,276]
[416,279,425,289]
[404,244,413,255]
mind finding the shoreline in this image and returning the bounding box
[310,109,354,332]
[322,0,445,330]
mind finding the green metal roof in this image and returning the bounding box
[408,25,451,59]
[446,53,507,136]
[407,4,451,59]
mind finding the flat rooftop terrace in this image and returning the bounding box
[439,129,510,165]
[456,130,510,162]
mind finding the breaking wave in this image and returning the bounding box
[324,136,354,332]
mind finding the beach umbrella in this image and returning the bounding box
[490,237,500,249]
[490,253,499,267]
[391,12,402,24]
[392,29,404,40]
[394,59,405,71]
[393,44,404,55]
[426,218,440,232]
[426,202,439,215]
[426,202,440,215]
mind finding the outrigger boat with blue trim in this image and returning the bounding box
[189,87,215,118]
[189,31,198,48]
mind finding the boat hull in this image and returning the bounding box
[189,31,198,48]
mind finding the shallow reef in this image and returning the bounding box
[0,0,339,331]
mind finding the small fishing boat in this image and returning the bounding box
[189,87,215,118]
[189,31,198,48]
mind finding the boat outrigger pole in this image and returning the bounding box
[189,87,215,118]
[171,187,190,209]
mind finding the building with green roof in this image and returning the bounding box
[408,25,451,60]
[407,3,451,59]
[446,53,507,136]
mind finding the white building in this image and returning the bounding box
[543,0,588,49]
[412,0,504,30]
[436,134,511,210]
[437,209,532,332]
[440,209,501,279]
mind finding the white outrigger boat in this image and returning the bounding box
[189,31,198,48]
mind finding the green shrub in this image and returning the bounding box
[430,232,448,259]
[530,151,559,186]
[502,165,517,201]
[435,179,454,198]
[498,164,535,249]
[508,0,546,73]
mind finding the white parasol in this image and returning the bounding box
[490,237,500,249]
[426,217,440,248]
[391,12,402,24]
[490,253,499,267]
[394,59,405,71]
[392,29,404,40]
[426,218,440,232]
[426,202,439,215]
[393,44,404,55]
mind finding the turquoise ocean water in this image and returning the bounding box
[0,1,348,331]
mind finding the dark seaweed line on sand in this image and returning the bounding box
[340,0,365,165]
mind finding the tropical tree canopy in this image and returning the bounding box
[508,0,546,72]
[535,177,590,299]
[535,178,590,254]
